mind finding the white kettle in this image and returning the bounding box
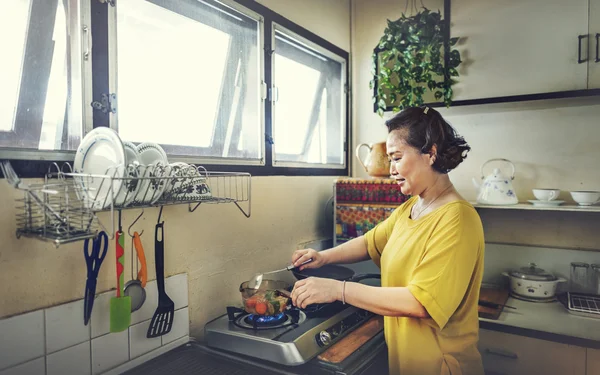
[472,158,518,205]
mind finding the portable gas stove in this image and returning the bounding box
[204,301,375,366]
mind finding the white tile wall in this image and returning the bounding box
[161,308,189,346]
[46,299,90,354]
[91,330,129,375]
[130,280,158,325]
[164,274,188,311]
[129,320,161,359]
[46,342,90,375]
[90,292,114,339]
[0,357,45,375]
[0,310,45,371]
[0,273,189,375]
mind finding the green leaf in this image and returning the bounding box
[378,98,386,107]
[377,108,385,117]
[450,37,459,46]
[434,91,443,100]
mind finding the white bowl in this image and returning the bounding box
[570,191,600,206]
[532,188,560,201]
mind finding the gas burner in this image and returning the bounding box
[226,306,306,330]
[244,312,287,327]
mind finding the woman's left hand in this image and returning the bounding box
[291,277,342,309]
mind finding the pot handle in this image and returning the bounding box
[355,143,372,173]
[481,159,516,180]
[556,277,568,283]
[501,271,510,277]
[349,273,381,283]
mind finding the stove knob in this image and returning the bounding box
[318,331,332,346]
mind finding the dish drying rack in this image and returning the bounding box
[567,292,600,319]
[4,161,251,247]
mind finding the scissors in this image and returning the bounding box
[83,231,108,326]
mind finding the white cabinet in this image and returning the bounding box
[589,0,600,88]
[451,0,589,100]
[588,348,600,374]
[478,329,586,375]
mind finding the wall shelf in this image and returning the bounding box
[471,202,600,213]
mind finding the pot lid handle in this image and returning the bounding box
[481,158,515,180]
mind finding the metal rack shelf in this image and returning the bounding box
[4,161,251,247]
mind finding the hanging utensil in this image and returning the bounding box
[83,231,108,325]
[147,220,174,338]
[124,231,147,312]
[110,211,132,333]
[248,258,314,290]
[124,210,148,312]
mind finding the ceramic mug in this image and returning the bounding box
[532,188,560,201]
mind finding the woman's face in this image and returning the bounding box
[386,130,434,196]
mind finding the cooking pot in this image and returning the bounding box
[239,279,292,316]
[502,263,567,299]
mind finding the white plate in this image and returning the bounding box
[114,141,141,207]
[135,142,169,204]
[73,127,125,210]
[528,200,565,207]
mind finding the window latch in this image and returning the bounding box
[98,0,116,6]
[265,134,274,145]
[260,82,267,100]
[268,87,279,103]
[91,93,117,114]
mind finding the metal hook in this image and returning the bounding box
[118,210,122,232]
[157,206,164,224]
[128,208,145,237]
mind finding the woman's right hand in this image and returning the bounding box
[291,248,326,271]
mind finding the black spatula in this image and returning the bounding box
[147,222,174,338]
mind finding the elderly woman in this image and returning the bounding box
[290,107,485,375]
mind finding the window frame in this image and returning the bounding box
[270,23,348,170]
[2,0,350,178]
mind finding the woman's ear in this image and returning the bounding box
[429,145,438,165]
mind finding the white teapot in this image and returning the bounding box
[472,158,518,205]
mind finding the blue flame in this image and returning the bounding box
[247,312,286,325]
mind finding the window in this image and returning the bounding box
[271,25,346,168]
[116,0,263,162]
[2,0,349,176]
[0,0,83,154]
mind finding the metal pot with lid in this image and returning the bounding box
[502,263,567,299]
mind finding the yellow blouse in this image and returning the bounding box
[364,197,485,375]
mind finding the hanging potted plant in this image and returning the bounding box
[370,7,462,117]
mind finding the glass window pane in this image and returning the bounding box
[272,28,345,167]
[0,0,29,133]
[0,0,80,152]
[117,0,262,161]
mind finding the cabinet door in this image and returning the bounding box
[478,329,585,375]
[588,348,600,374]
[451,0,589,101]
[589,0,600,88]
